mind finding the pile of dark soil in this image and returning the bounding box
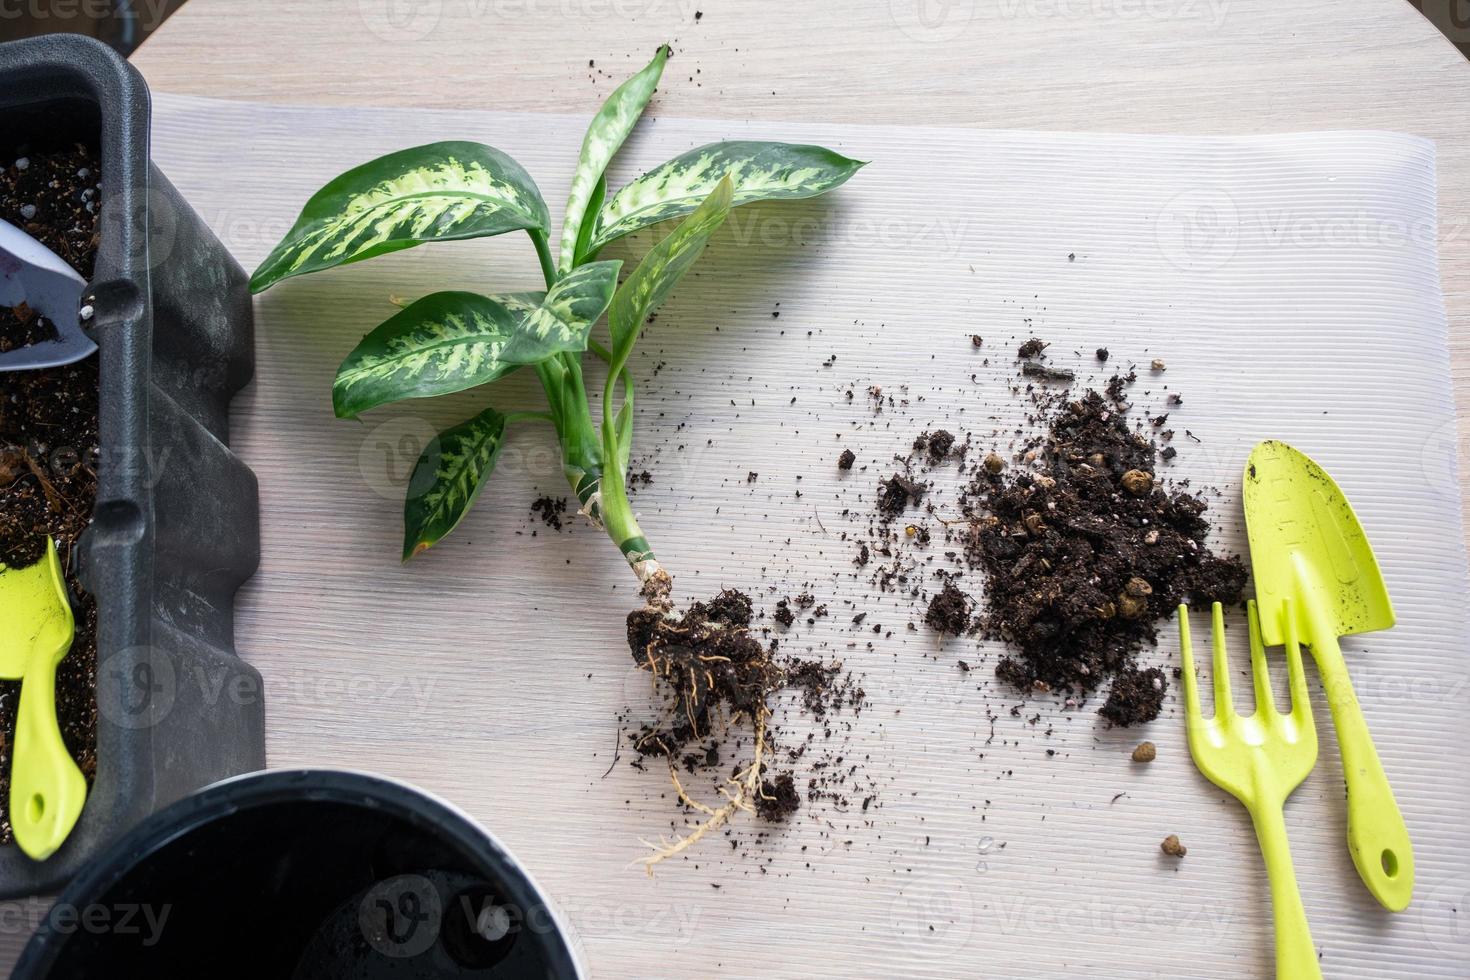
[963,387,1246,724]
[0,145,103,842]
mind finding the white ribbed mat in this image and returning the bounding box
[148,95,1469,978]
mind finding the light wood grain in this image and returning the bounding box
[7,2,1470,976]
[129,0,1470,526]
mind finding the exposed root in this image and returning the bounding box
[636,708,768,874]
[625,589,786,869]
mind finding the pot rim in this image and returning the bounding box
[16,768,588,979]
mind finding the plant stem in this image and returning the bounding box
[531,230,557,288]
[532,226,667,598]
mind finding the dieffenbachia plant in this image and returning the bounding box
[251,46,862,603]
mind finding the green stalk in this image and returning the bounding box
[530,229,557,288]
[535,228,668,599]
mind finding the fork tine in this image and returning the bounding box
[1281,597,1313,728]
[1210,601,1235,720]
[1247,599,1276,717]
[1178,604,1203,722]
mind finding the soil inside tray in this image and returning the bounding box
[0,144,102,844]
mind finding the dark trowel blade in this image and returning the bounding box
[0,217,94,371]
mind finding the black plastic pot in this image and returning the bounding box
[0,34,262,895]
[12,770,585,978]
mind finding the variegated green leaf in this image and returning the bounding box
[588,141,864,255]
[557,45,667,273]
[251,141,549,292]
[403,407,507,560]
[608,178,734,359]
[333,261,620,418]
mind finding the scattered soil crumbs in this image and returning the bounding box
[965,386,1245,724]
[914,429,955,464]
[837,448,856,470]
[756,772,800,821]
[877,473,924,519]
[0,145,103,844]
[924,581,973,636]
[530,495,568,530]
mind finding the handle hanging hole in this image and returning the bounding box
[1381,849,1399,878]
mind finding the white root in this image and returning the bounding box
[635,707,768,875]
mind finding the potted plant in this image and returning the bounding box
[0,34,262,896]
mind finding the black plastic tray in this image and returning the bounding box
[0,34,263,897]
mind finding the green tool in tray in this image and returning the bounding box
[0,537,87,860]
[1243,439,1414,913]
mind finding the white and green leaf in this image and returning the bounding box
[557,45,667,273]
[608,177,734,359]
[333,261,621,418]
[403,406,507,560]
[588,141,864,255]
[251,141,550,292]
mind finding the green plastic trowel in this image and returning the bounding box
[0,537,87,860]
[1243,439,1414,911]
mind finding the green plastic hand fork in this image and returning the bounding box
[1180,600,1321,980]
[0,537,87,860]
[1244,439,1413,912]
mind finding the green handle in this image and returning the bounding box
[1250,803,1322,980]
[10,658,86,861]
[1312,631,1415,911]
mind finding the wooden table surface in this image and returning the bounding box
[7,0,1466,973]
[130,0,1470,527]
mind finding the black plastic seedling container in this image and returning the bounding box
[0,34,263,896]
[12,770,585,978]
